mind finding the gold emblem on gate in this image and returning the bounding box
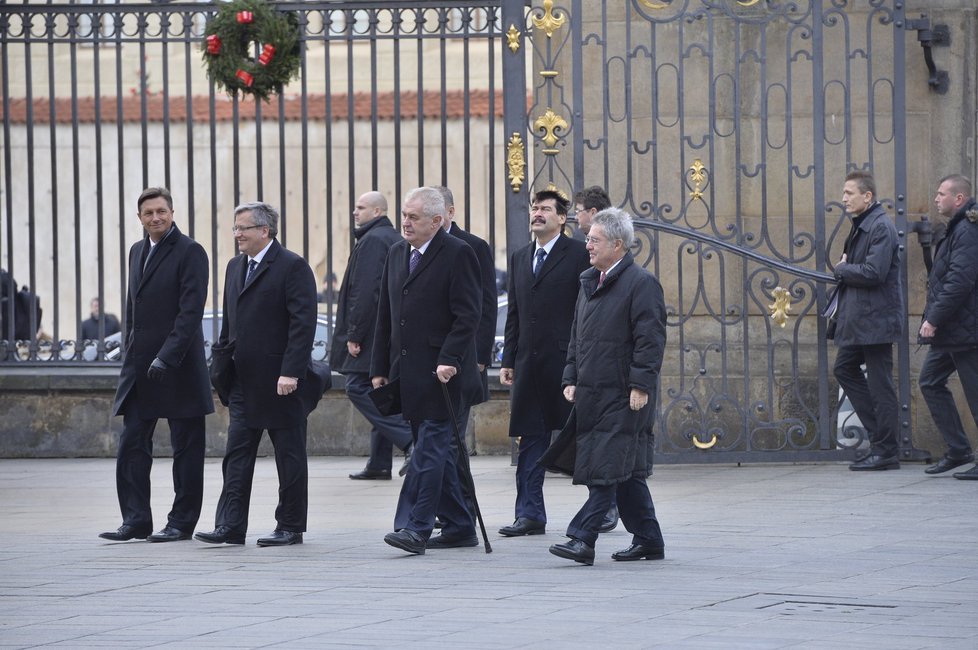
[532,0,566,38]
[534,108,569,153]
[769,286,792,328]
[688,158,708,200]
[507,133,526,192]
[692,433,718,449]
[506,24,521,53]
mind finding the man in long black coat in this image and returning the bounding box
[331,191,413,480]
[195,201,318,547]
[543,208,667,566]
[832,171,904,471]
[918,174,978,479]
[372,186,484,555]
[100,187,213,543]
[499,189,588,537]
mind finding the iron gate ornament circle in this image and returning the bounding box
[201,0,301,102]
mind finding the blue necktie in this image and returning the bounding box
[409,249,421,274]
[533,248,547,277]
[245,259,258,284]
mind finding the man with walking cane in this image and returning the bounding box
[371,187,487,555]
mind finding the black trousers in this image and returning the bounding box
[919,347,978,458]
[834,343,899,457]
[214,382,309,534]
[566,476,663,548]
[116,398,205,532]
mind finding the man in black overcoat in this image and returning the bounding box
[498,189,589,537]
[832,171,904,471]
[543,208,667,566]
[195,201,318,547]
[918,174,978,479]
[331,191,413,481]
[100,187,213,543]
[372,186,484,555]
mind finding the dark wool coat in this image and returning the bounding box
[370,227,484,421]
[832,202,904,347]
[113,225,214,419]
[218,240,318,429]
[502,233,590,436]
[921,198,978,348]
[329,216,401,374]
[544,253,667,486]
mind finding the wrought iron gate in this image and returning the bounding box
[520,0,917,462]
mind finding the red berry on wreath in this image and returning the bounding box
[236,11,254,24]
[235,69,254,87]
[206,35,222,55]
[258,44,276,66]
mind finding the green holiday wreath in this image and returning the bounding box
[201,0,301,102]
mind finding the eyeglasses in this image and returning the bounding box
[231,224,264,234]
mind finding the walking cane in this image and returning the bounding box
[439,378,492,553]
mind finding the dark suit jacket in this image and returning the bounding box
[329,216,401,374]
[112,224,214,419]
[502,233,590,435]
[218,239,318,429]
[370,227,483,421]
[448,222,496,367]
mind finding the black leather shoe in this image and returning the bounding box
[399,445,412,477]
[549,539,595,565]
[384,529,426,555]
[597,506,619,533]
[925,453,975,475]
[849,454,900,471]
[147,525,192,542]
[349,468,392,480]
[611,543,665,561]
[194,526,245,545]
[498,517,546,537]
[426,533,479,549]
[257,530,303,546]
[98,524,151,541]
[433,517,445,529]
[953,465,978,480]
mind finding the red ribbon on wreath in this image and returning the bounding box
[206,35,222,55]
[258,44,276,66]
[236,11,254,24]
[235,69,254,87]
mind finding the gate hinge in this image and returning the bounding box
[905,15,950,94]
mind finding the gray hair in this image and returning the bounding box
[434,186,455,209]
[404,187,446,221]
[592,207,634,248]
[234,201,279,238]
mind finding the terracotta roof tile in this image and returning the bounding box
[1,89,512,124]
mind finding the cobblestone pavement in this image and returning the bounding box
[1,456,977,649]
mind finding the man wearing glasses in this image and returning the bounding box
[572,186,611,239]
[101,187,213,543]
[195,202,319,547]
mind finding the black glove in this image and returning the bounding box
[147,357,169,382]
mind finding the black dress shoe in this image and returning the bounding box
[399,445,412,477]
[194,526,245,545]
[953,465,978,480]
[597,506,619,533]
[433,517,445,529]
[384,529,426,555]
[849,454,900,471]
[498,517,546,537]
[549,539,595,565]
[349,468,392,480]
[925,453,975,475]
[256,530,303,546]
[611,543,665,561]
[98,524,151,541]
[426,533,479,549]
[147,525,192,543]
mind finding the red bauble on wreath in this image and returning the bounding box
[201,0,300,102]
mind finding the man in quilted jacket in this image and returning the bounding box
[918,174,978,479]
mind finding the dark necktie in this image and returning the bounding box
[245,259,258,284]
[409,249,421,274]
[142,242,155,272]
[597,271,606,288]
[533,248,547,277]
